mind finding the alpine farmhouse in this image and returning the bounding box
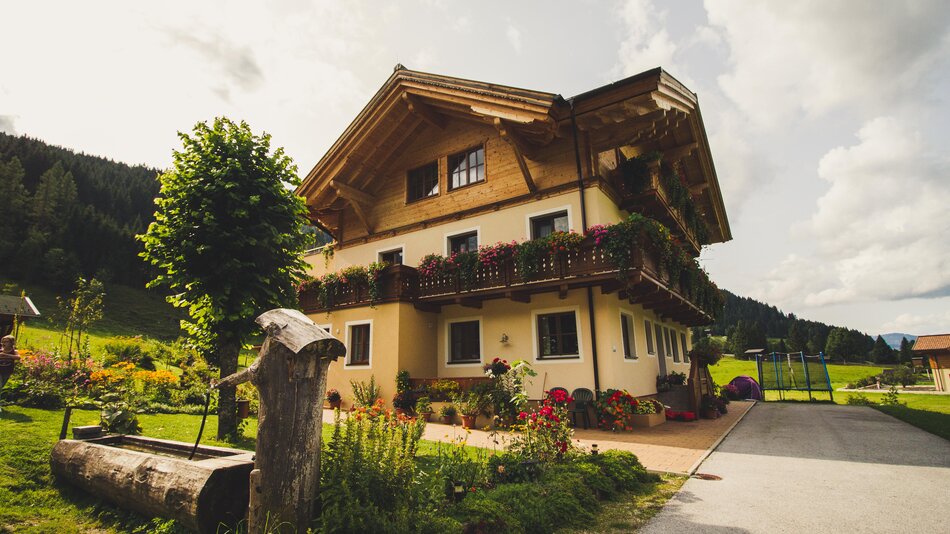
[296,66,731,407]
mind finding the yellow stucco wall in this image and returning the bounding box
[307,187,623,278]
[311,288,694,408]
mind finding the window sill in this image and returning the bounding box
[447,360,482,365]
[537,355,580,361]
[406,193,440,206]
[447,178,486,194]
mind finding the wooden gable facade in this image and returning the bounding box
[298,66,730,253]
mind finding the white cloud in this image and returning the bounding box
[614,0,682,79]
[704,0,950,128]
[758,116,950,307]
[882,311,950,335]
[506,22,523,54]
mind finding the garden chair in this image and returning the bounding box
[569,388,594,429]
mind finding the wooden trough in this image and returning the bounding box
[51,432,254,533]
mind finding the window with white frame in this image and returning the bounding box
[448,231,478,254]
[537,311,580,359]
[448,146,485,190]
[664,327,673,358]
[448,319,481,364]
[379,247,403,265]
[620,312,637,360]
[681,332,690,362]
[347,323,371,366]
[644,319,655,355]
[530,210,569,239]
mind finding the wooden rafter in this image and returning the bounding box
[330,180,376,234]
[494,117,538,193]
[401,93,445,130]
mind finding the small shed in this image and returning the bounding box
[0,294,41,338]
[912,334,950,392]
[742,348,766,361]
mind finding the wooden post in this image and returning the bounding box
[214,308,345,532]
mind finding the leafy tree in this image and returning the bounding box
[140,117,308,438]
[0,157,30,258]
[727,320,767,357]
[56,277,105,360]
[870,335,896,364]
[787,321,808,352]
[898,337,914,364]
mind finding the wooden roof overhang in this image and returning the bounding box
[557,68,732,244]
[912,334,950,358]
[297,66,560,237]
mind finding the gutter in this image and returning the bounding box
[569,98,601,394]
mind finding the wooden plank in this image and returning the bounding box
[402,93,445,130]
[505,291,531,303]
[456,297,482,309]
[330,180,376,206]
[494,118,538,193]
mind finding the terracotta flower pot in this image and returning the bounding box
[461,414,477,429]
[441,416,455,425]
[419,412,432,423]
[701,408,720,419]
[328,399,342,410]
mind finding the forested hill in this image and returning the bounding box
[709,289,886,362]
[0,133,160,288]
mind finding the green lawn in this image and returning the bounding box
[709,356,950,440]
[0,406,504,532]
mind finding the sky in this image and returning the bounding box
[2,0,949,336]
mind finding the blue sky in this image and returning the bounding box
[2,0,949,335]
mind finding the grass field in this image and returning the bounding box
[0,406,678,533]
[709,356,950,440]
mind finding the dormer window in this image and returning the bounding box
[407,161,439,203]
[448,146,485,190]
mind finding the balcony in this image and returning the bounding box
[299,236,714,327]
[608,160,704,254]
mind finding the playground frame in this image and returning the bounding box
[755,351,834,401]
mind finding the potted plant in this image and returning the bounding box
[630,398,666,428]
[415,396,433,422]
[325,388,342,410]
[666,371,687,387]
[454,390,489,429]
[439,404,457,425]
[392,391,415,416]
[689,337,724,367]
[701,394,720,419]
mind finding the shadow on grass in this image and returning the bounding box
[875,404,950,442]
[0,409,33,422]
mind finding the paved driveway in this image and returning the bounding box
[641,403,950,533]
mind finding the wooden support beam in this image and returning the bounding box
[456,297,482,309]
[402,93,445,130]
[505,291,531,303]
[494,118,537,193]
[349,201,373,234]
[330,180,376,206]
[414,302,441,313]
[600,280,621,295]
[663,141,698,162]
[558,284,569,300]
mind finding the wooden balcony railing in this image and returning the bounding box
[609,167,702,253]
[299,236,713,326]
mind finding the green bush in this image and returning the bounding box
[481,479,595,534]
[317,410,426,533]
[846,393,874,406]
[450,495,523,534]
[586,450,659,492]
[102,337,153,370]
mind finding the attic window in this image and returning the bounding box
[448,146,485,190]
[407,161,439,203]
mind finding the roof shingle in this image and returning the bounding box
[912,334,950,352]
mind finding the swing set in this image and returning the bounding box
[755,351,834,401]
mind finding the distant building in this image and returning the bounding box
[911,334,950,392]
[0,294,41,338]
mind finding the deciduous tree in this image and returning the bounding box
[140,118,308,438]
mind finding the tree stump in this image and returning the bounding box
[215,308,345,532]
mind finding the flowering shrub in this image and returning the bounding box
[483,357,510,377]
[418,253,452,277]
[326,388,341,403]
[545,389,573,406]
[449,251,480,290]
[13,350,99,407]
[478,241,517,268]
[546,230,584,256]
[509,394,575,462]
[722,383,740,400]
[595,389,638,431]
[485,359,536,426]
